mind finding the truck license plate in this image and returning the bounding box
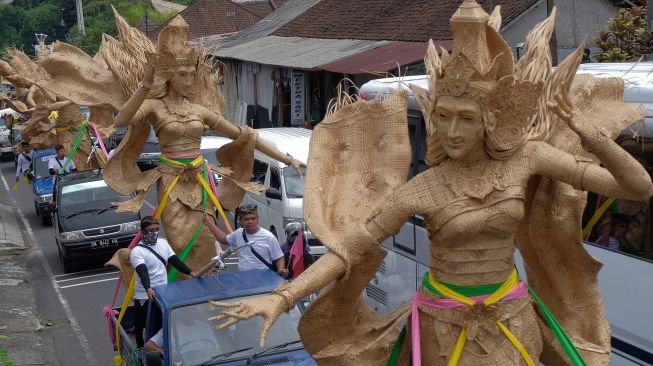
[90,238,118,249]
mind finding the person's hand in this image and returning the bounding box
[15,176,19,182]
[277,268,289,278]
[146,288,156,301]
[210,293,287,347]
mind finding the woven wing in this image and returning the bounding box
[299,92,412,363]
[515,12,642,365]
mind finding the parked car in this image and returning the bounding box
[32,147,57,225]
[110,127,160,170]
[50,170,141,273]
[112,269,316,366]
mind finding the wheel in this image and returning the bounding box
[61,253,73,274]
[41,213,51,226]
[34,202,40,216]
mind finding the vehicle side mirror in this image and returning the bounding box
[265,187,282,200]
[144,351,162,366]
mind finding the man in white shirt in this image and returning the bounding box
[130,216,197,348]
[205,204,288,277]
[15,141,33,182]
[48,144,77,175]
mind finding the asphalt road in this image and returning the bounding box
[0,161,237,366]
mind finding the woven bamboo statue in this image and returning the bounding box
[0,48,110,170]
[35,8,301,278]
[211,1,652,365]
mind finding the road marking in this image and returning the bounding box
[53,267,116,279]
[55,271,118,283]
[0,173,97,365]
[59,277,119,289]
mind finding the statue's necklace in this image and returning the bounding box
[163,96,191,117]
[446,160,501,200]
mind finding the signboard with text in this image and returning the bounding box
[291,70,305,126]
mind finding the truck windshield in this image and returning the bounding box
[283,166,306,198]
[33,154,55,179]
[169,296,303,365]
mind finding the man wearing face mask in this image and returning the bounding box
[130,216,197,348]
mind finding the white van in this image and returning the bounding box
[200,128,325,256]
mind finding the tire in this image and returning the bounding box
[59,247,73,273]
[41,213,51,226]
[34,203,40,216]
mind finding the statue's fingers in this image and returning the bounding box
[555,92,573,115]
[259,318,274,348]
[210,300,239,308]
[214,317,240,330]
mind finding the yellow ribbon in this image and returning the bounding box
[49,111,59,120]
[55,118,86,132]
[428,270,535,366]
[196,173,233,233]
[581,197,616,238]
[113,274,136,366]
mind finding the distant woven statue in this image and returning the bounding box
[0,48,109,171]
[210,1,652,365]
[35,8,302,277]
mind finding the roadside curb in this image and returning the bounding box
[0,190,59,365]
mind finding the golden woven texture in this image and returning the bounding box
[208,2,652,366]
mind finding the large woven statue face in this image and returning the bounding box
[170,65,196,97]
[435,95,484,162]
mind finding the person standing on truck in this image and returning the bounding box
[15,141,33,183]
[48,145,76,175]
[131,216,198,348]
[203,204,288,277]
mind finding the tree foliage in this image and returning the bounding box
[0,0,179,58]
[593,6,653,62]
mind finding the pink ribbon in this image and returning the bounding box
[410,281,528,366]
[89,122,109,159]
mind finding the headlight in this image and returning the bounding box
[59,231,82,242]
[283,217,304,226]
[35,194,53,203]
[121,221,140,234]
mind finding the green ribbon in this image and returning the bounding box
[165,161,210,282]
[386,327,405,366]
[527,286,587,366]
[57,120,88,175]
[422,272,502,297]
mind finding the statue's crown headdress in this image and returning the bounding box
[156,15,199,72]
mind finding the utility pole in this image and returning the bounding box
[547,0,558,65]
[76,0,85,36]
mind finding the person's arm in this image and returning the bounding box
[168,255,197,277]
[203,214,228,244]
[144,340,163,355]
[134,263,154,300]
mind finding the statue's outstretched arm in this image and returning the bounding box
[115,56,155,127]
[26,85,39,108]
[535,94,653,201]
[203,110,303,170]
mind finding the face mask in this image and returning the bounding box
[143,230,159,245]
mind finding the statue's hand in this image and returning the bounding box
[289,157,305,173]
[143,52,156,88]
[210,293,287,347]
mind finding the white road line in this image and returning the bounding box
[0,173,97,366]
[53,267,115,278]
[55,271,118,283]
[59,277,119,289]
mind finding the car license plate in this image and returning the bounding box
[90,238,119,249]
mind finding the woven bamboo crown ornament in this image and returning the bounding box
[418,0,542,165]
[156,15,199,74]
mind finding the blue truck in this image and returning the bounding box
[31,147,56,225]
[112,269,317,366]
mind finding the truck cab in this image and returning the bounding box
[31,147,56,225]
[113,269,316,366]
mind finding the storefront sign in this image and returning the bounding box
[291,70,305,126]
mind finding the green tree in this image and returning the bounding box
[594,6,653,62]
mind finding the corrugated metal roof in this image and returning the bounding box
[320,41,433,74]
[213,35,389,70]
[201,0,321,50]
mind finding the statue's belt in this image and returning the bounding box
[55,118,87,132]
[388,270,587,366]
